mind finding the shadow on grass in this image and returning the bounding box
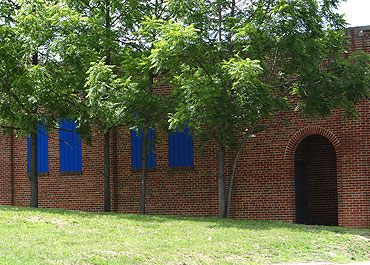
[1,205,369,238]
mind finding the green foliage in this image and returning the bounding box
[0,0,85,134]
[80,0,172,138]
[151,0,370,149]
[1,0,369,214]
[85,60,124,132]
[149,0,370,217]
[0,0,18,23]
[0,0,94,207]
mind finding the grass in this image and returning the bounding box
[0,206,369,264]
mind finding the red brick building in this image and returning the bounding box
[0,26,370,229]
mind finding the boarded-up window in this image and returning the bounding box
[27,126,48,173]
[131,129,155,169]
[168,127,193,167]
[59,120,82,172]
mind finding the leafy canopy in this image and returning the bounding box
[150,0,370,149]
[0,0,84,133]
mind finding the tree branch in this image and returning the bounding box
[1,125,20,130]
[3,82,26,110]
[37,129,73,149]
[195,59,213,81]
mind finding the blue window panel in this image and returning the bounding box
[169,127,194,167]
[27,126,49,173]
[59,120,82,172]
[131,129,155,169]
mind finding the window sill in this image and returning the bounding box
[131,168,156,173]
[27,172,49,176]
[59,171,82,176]
[169,166,194,171]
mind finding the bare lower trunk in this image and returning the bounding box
[112,128,118,212]
[29,132,38,208]
[10,131,15,205]
[104,130,111,212]
[140,130,148,214]
[225,132,249,218]
[218,143,226,218]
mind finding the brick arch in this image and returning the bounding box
[285,126,340,160]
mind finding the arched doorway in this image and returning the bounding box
[294,134,338,226]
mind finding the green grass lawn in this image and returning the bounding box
[0,206,369,264]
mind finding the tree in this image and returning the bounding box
[118,10,173,214]
[150,0,370,218]
[85,1,172,214]
[0,0,83,207]
[64,0,145,212]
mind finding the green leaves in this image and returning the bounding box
[1,0,368,147]
[79,0,173,136]
[0,0,88,135]
[85,59,127,132]
[149,0,370,151]
[150,20,199,73]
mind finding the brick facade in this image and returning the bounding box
[0,26,370,229]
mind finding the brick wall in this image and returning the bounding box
[0,26,369,229]
[11,129,106,211]
[0,132,12,205]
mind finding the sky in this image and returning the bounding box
[336,0,370,27]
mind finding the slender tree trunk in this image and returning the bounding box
[10,131,15,205]
[227,0,236,54]
[139,66,154,214]
[105,0,111,65]
[218,143,226,218]
[225,132,249,218]
[103,0,111,212]
[29,132,38,208]
[140,129,148,214]
[218,0,222,43]
[29,51,39,208]
[104,131,111,212]
[112,128,118,212]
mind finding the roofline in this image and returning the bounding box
[347,25,370,31]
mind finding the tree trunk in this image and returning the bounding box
[30,51,39,208]
[139,67,154,215]
[217,0,222,43]
[103,0,111,212]
[10,131,15,205]
[227,0,236,54]
[29,132,38,208]
[112,128,118,212]
[140,130,148,214]
[218,143,226,218]
[104,130,111,212]
[225,132,249,218]
[105,0,111,65]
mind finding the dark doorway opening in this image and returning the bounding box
[294,134,338,226]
